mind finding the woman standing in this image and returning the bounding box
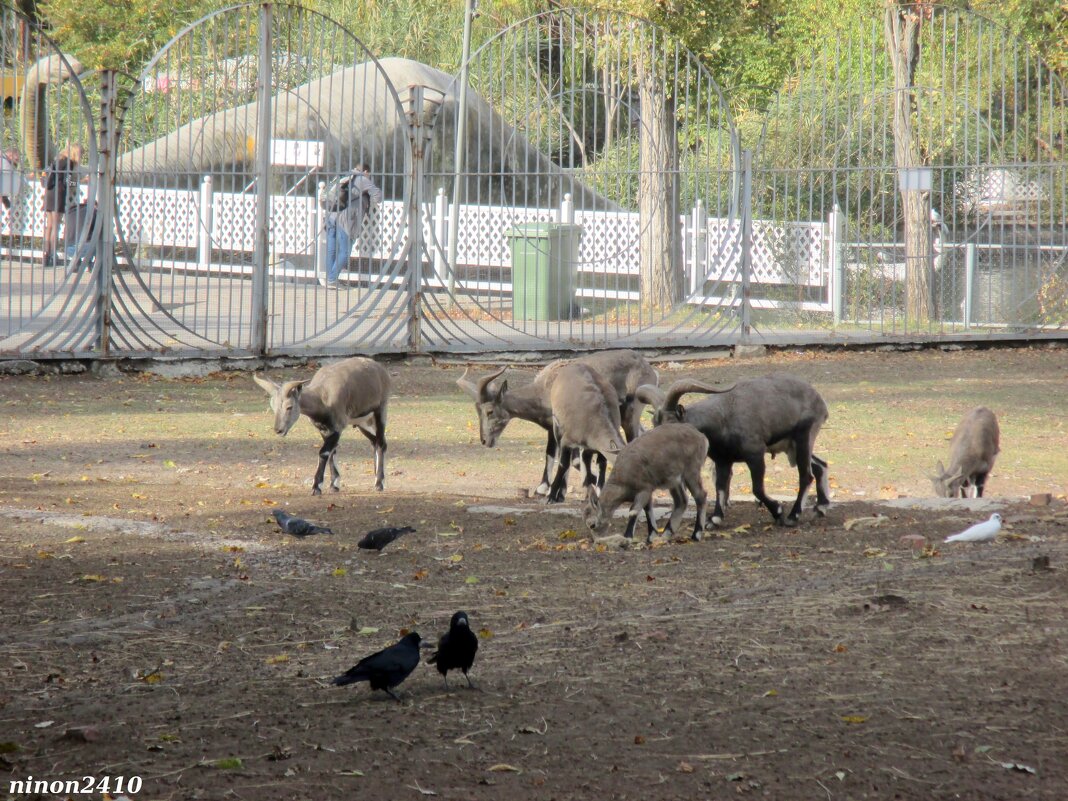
[41,143,83,266]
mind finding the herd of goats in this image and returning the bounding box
[252,349,1001,544]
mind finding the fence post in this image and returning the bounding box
[828,203,845,325]
[690,198,705,296]
[739,149,753,342]
[198,176,213,270]
[964,242,977,328]
[434,187,448,280]
[315,180,326,281]
[94,69,119,356]
[405,85,441,352]
[560,192,574,224]
[249,2,273,356]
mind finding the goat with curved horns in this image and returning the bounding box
[636,373,830,526]
[253,357,391,494]
[456,350,656,494]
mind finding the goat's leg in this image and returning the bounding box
[355,413,387,491]
[811,454,831,515]
[662,483,687,539]
[974,472,989,498]
[623,489,652,541]
[547,445,573,504]
[313,431,341,496]
[328,450,341,492]
[684,471,707,540]
[785,436,815,524]
[534,429,557,496]
[581,451,608,492]
[748,456,786,524]
[714,463,733,508]
[709,459,734,526]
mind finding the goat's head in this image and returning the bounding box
[930,460,964,498]
[253,374,307,436]
[582,484,608,533]
[456,366,511,447]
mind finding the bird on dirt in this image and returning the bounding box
[273,508,333,537]
[331,632,425,701]
[427,611,479,689]
[358,525,415,552]
[944,512,1002,543]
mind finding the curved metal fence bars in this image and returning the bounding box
[0,3,1064,358]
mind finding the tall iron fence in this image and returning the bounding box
[0,3,1064,360]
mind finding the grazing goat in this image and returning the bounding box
[456,350,657,493]
[583,423,709,543]
[931,407,1000,498]
[546,363,626,503]
[253,357,391,494]
[637,373,830,526]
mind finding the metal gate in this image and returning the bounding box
[0,3,1065,359]
[0,4,98,356]
[111,3,413,356]
[752,5,1068,339]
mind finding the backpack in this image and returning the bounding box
[319,174,352,212]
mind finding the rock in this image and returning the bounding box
[898,534,927,549]
[1029,493,1053,506]
[733,344,767,359]
[0,359,40,375]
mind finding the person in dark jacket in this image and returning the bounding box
[41,143,83,266]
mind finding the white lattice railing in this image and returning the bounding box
[2,177,831,308]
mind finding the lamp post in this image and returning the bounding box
[446,0,477,306]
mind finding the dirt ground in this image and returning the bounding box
[1,346,1067,801]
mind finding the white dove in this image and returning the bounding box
[944,513,1002,543]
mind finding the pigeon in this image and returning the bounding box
[358,525,415,552]
[331,632,425,701]
[427,611,479,689]
[273,508,333,537]
[944,512,1002,543]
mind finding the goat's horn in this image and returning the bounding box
[476,366,507,400]
[456,366,478,398]
[634,383,666,407]
[662,379,734,410]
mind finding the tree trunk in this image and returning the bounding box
[637,57,680,312]
[885,3,932,328]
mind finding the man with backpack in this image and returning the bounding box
[321,162,382,288]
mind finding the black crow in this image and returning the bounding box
[331,632,424,701]
[427,611,479,689]
[273,509,333,537]
[358,525,415,551]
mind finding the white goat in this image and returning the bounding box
[583,423,709,543]
[253,357,391,494]
[931,407,1000,498]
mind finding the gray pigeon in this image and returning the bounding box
[273,508,333,537]
[358,525,415,551]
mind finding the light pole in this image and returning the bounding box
[446,0,477,306]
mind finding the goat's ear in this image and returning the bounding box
[285,380,309,399]
[495,380,508,401]
[253,374,279,395]
[935,460,946,475]
[675,404,685,419]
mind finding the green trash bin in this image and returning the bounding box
[504,222,583,321]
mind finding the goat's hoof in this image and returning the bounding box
[708,515,723,528]
[781,516,799,528]
[691,530,703,542]
[330,486,340,493]
[814,504,830,517]
[311,487,322,496]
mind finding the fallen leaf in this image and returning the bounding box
[633,735,645,745]
[732,524,751,533]
[356,627,379,636]
[336,769,364,776]
[558,530,578,541]
[333,567,347,577]
[677,761,695,773]
[478,627,494,639]
[34,721,54,729]
[413,569,429,581]
[834,643,848,653]
[862,547,888,558]
[841,715,867,725]
[999,762,1037,775]
[64,536,85,544]
[210,757,243,769]
[488,764,521,773]
[844,515,890,531]
[265,654,289,665]
[163,460,177,468]
[763,689,778,697]
[465,576,479,584]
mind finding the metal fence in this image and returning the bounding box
[0,3,1065,360]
